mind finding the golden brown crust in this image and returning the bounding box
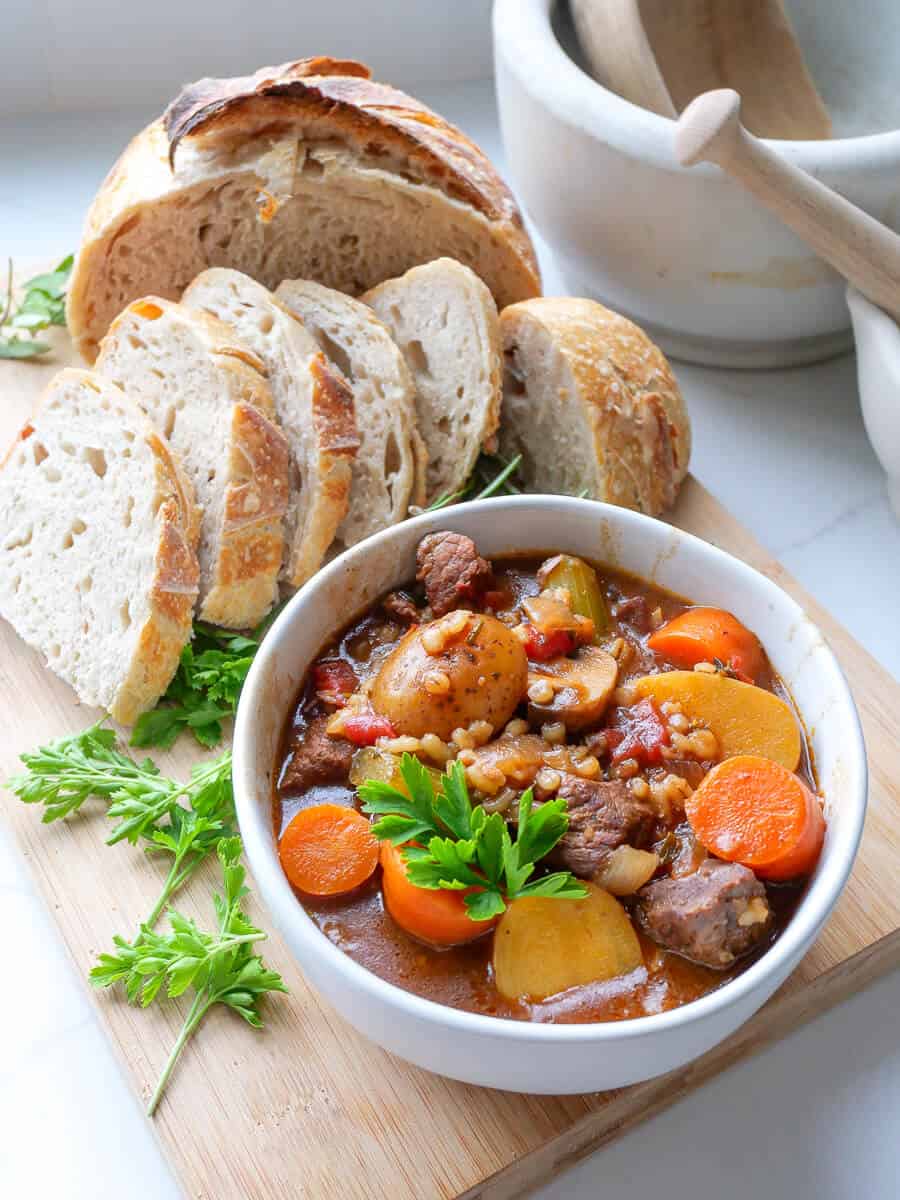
[285,352,358,586]
[163,57,372,161]
[200,402,290,628]
[501,298,691,517]
[66,59,541,358]
[162,59,534,244]
[110,425,200,725]
[308,351,359,456]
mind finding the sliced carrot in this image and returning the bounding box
[685,754,825,881]
[279,803,379,896]
[380,841,497,947]
[648,607,764,681]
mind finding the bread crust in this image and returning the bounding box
[112,419,199,725]
[287,351,356,582]
[200,401,289,628]
[500,298,691,516]
[275,277,423,539]
[66,59,541,359]
[97,297,289,628]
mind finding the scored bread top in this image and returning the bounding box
[182,269,359,587]
[364,258,503,505]
[275,277,424,549]
[96,297,289,628]
[65,58,541,360]
[0,368,198,724]
[499,297,691,516]
[161,58,537,241]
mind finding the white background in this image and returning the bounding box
[2,4,900,1198]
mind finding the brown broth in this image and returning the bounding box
[273,556,810,1024]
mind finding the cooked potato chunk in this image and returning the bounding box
[632,670,801,770]
[370,611,528,740]
[527,646,618,731]
[493,883,643,1002]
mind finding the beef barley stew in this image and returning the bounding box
[273,532,822,1023]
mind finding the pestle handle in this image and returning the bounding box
[676,89,900,324]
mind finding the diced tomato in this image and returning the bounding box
[521,624,580,662]
[606,699,670,765]
[312,658,358,707]
[340,710,397,746]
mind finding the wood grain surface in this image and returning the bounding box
[2,321,898,1200]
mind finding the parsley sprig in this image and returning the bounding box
[425,451,523,512]
[91,838,287,1114]
[359,755,587,921]
[131,611,283,750]
[0,255,73,358]
[9,723,235,921]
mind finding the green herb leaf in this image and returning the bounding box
[432,760,474,840]
[361,754,586,915]
[91,834,286,1115]
[0,254,73,359]
[131,609,284,750]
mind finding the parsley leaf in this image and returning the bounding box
[0,255,73,359]
[91,838,287,1114]
[360,755,587,917]
[131,609,284,750]
[9,723,235,918]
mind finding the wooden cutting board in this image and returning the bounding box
[2,322,900,1200]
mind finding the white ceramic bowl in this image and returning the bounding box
[493,0,900,368]
[233,497,866,1093]
[847,286,900,520]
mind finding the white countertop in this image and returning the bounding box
[2,79,899,1200]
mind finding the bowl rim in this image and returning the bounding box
[493,0,900,172]
[234,495,867,1047]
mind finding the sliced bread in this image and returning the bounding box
[498,298,691,516]
[65,58,540,360]
[275,278,425,551]
[96,297,289,628]
[182,269,359,586]
[363,258,502,504]
[0,368,199,724]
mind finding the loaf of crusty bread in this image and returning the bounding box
[364,258,503,505]
[95,298,289,628]
[182,269,359,587]
[499,298,691,516]
[65,57,541,362]
[0,368,199,724]
[276,278,424,551]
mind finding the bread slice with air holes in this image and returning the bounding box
[275,278,425,551]
[0,368,199,724]
[363,258,502,505]
[182,269,359,587]
[95,296,289,629]
[498,297,691,517]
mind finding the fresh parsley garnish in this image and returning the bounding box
[131,607,284,749]
[9,723,235,920]
[91,837,287,1114]
[359,755,587,921]
[0,255,73,359]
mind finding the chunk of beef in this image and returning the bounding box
[635,858,772,969]
[382,590,421,626]
[279,714,353,794]
[416,532,492,616]
[549,774,657,878]
[612,594,652,634]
